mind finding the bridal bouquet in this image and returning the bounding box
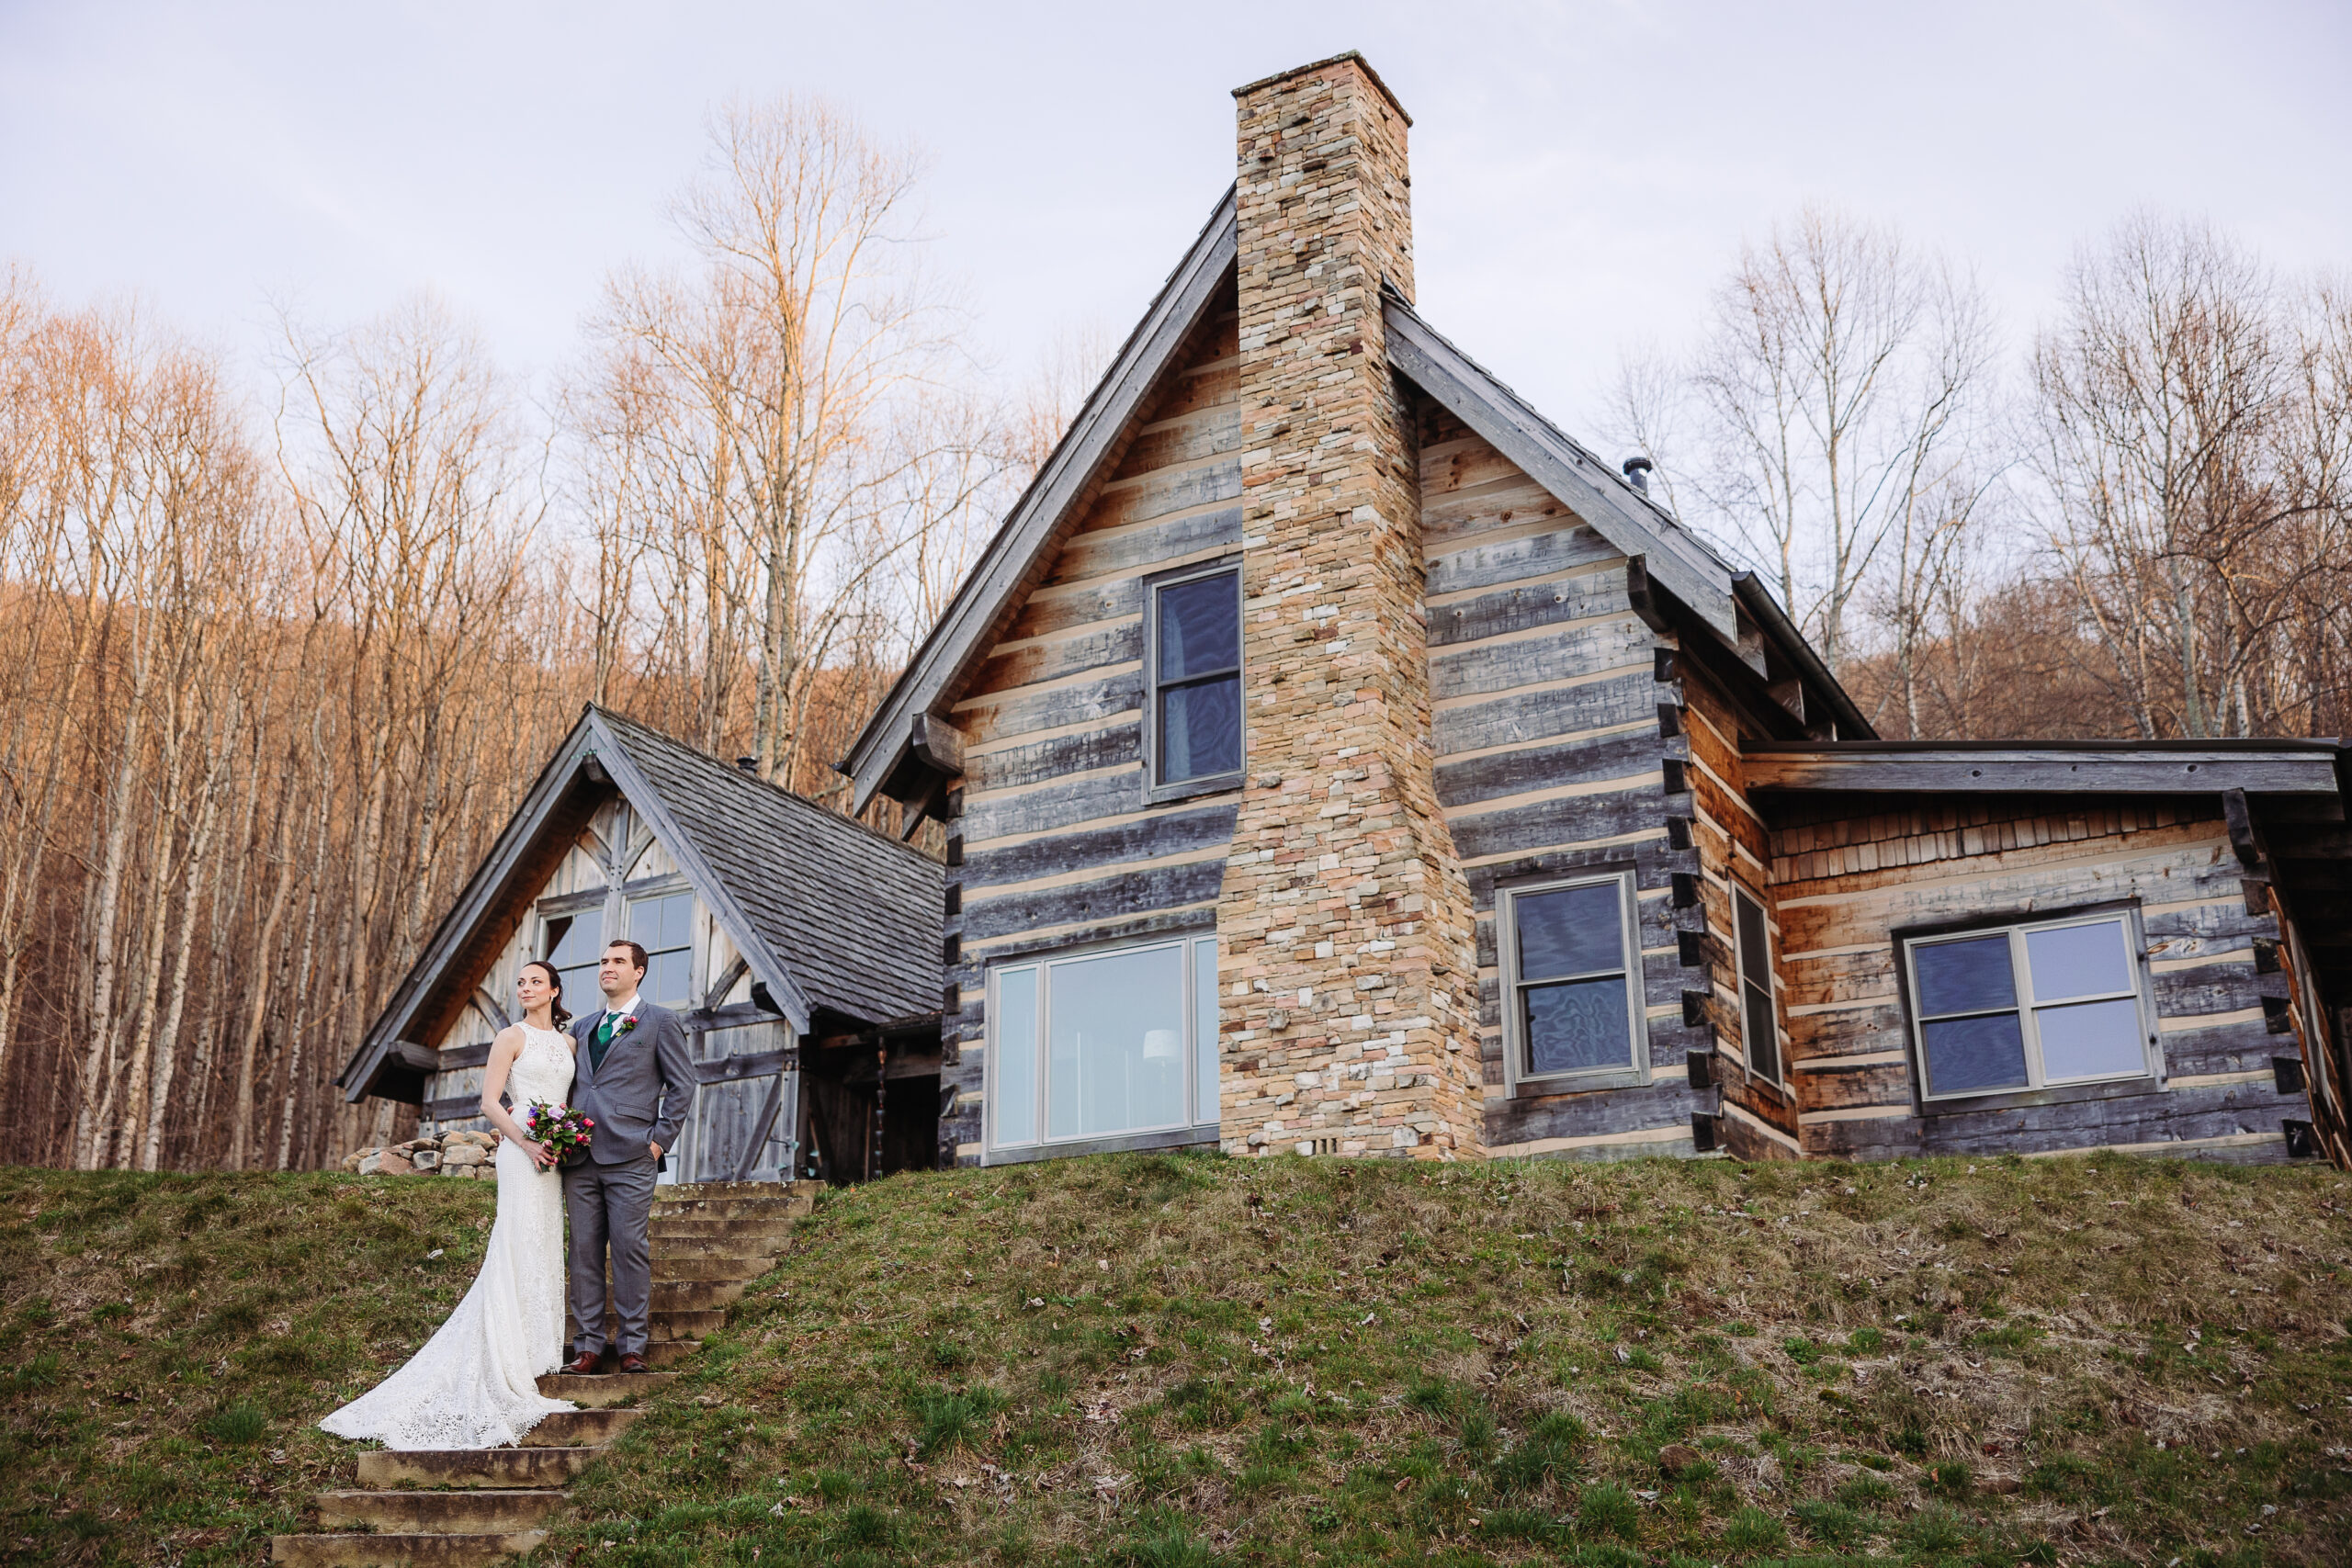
[524,1101,594,1158]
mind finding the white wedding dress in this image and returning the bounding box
[322,1024,580,1450]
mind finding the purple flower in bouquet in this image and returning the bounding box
[524,1101,594,1158]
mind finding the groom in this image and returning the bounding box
[561,939,695,1375]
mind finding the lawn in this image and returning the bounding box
[4,1152,2351,1567]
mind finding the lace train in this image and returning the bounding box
[322,1028,577,1450]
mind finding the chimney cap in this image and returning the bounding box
[1622,456,1655,493]
[1233,51,1412,127]
[735,755,760,776]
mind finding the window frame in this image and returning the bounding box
[1732,885,1785,1089]
[624,880,698,1010]
[983,932,1221,1162]
[1498,869,1651,1097]
[1897,904,2161,1108]
[1141,557,1245,806]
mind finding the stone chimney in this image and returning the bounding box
[1216,53,1485,1159]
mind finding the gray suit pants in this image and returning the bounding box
[562,1155,658,1357]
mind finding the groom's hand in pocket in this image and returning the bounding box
[648,1142,662,1162]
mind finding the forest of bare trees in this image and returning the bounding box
[0,102,1030,1171]
[1611,208,2352,740]
[2,100,2346,1172]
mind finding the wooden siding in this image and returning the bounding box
[1413,407,1699,1161]
[1767,796,2305,1162]
[1680,670,1801,1159]
[940,304,1246,1165]
[421,795,779,1186]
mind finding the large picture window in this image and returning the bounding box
[1734,886,1782,1086]
[1147,563,1241,800]
[989,935,1219,1153]
[1902,910,2155,1101]
[628,890,695,1009]
[1499,872,1647,1092]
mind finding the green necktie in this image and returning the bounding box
[591,1011,618,1073]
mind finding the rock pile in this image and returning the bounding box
[341,1129,501,1179]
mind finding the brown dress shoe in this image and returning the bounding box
[562,1350,603,1375]
[616,1352,650,1374]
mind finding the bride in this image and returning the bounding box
[322,960,581,1450]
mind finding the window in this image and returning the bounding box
[989,935,1219,1153]
[629,890,695,1009]
[543,908,604,1009]
[1734,886,1781,1085]
[1500,872,1646,1091]
[1147,564,1241,798]
[1902,911,2154,1101]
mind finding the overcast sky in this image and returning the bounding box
[4,0,2348,437]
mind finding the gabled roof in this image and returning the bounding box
[1382,292,1874,740]
[843,186,1240,815]
[842,187,1874,807]
[592,708,944,1024]
[338,705,942,1103]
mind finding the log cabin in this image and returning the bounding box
[335,706,944,1184]
[839,52,2352,1172]
[344,54,2352,1179]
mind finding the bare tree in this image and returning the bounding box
[1627,207,1994,678]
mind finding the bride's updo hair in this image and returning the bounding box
[521,959,572,1031]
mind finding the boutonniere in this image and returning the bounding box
[616,1016,639,1036]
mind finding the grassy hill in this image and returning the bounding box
[6,1154,2352,1567]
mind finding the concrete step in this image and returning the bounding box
[648,1216,795,1244]
[357,1448,598,1490]
[663,1179,822,1201]
[650,1195,811,1221]
[650,1278,749,1311]
[652,1255,771,1282]
[537,1370,676,1406]
[648,1235,786,1265]
[521,1407,648,1447]
[312,1489,568,1533]
[270,1531,546,1566]
[594,1308,724,1341]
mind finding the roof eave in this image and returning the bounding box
[337,707,608,1102]
[843,185,1242,815]
[1742,740,2347,797]
[584,709,816,1036]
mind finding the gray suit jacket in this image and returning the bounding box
[568,1001,695,1166]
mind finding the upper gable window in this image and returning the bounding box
[544,909,605,1008]
[1499,871,1649,1094]
[1902,911,2155,1101]
[1147,563,1241,802]
[629,890,695,1009]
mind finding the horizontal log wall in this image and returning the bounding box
[940,305,1245,1165]
[1412,407,1694,1160]
[1680,671,1801,1159]
[1768,795,2304,1162]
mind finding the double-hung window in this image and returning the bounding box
[1499,872,1648,1093]
[988,935,1219,1156]
[1902,909,2155,1102]
[628,890,695,1009]
[1734,886,1782,1086]
[1146,563,1241,801]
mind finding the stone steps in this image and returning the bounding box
[535,1370,675,1407]
[648,1216,796,1243]
[358,1447,600,1490]
[651,1255,773,1282]
[313,1490,568,1532]
[521,1407,647,1447]
[277,1187,811,1564]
